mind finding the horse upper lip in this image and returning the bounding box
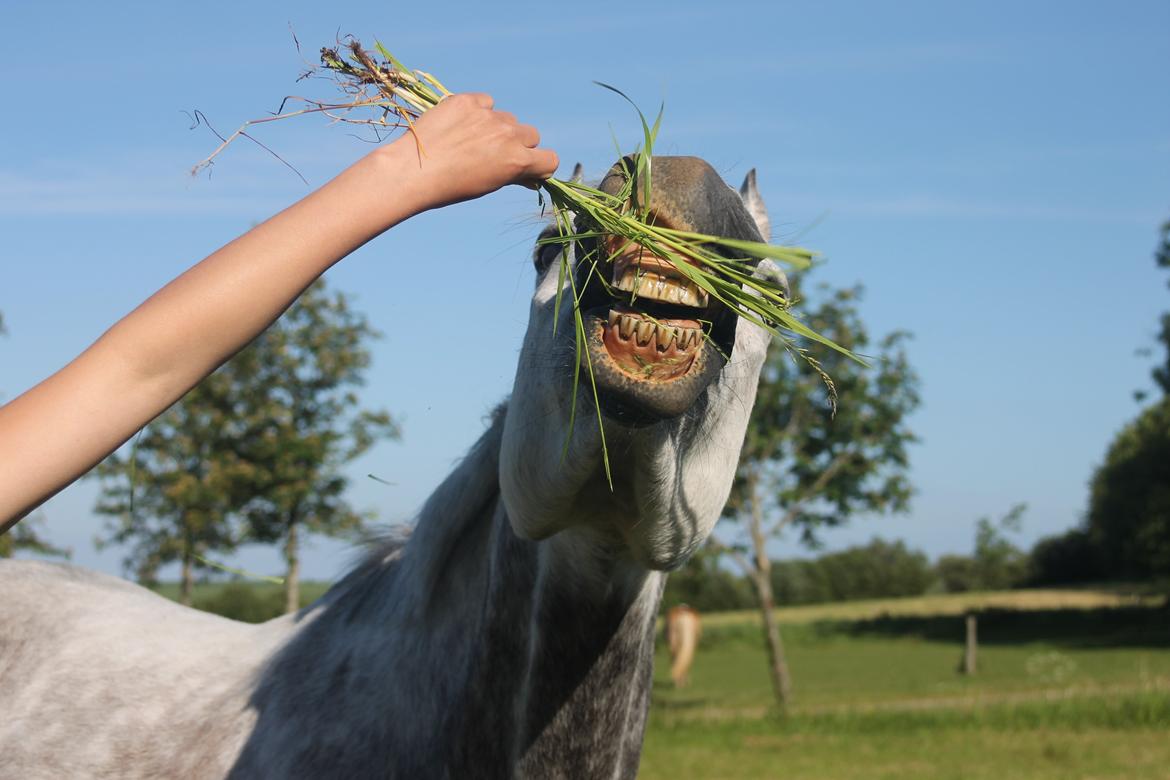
[606,240,710,309]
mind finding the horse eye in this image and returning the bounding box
[533,233,564,275]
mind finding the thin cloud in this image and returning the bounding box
[810,194,1161,225]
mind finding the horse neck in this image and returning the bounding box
[260,412,665,778]
[446,505,664,778]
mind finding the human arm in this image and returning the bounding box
[0,93,557,529]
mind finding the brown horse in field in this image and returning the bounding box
[665,605,701,688]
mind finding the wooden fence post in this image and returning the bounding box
[962,612,978,675]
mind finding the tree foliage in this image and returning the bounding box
[0,513,70,559]
[1086,398,1170,580]
[772,538,932,604]
[662,545,755,613]
[725,283,919,547]
[1151,219,1170,396]
[1027,527,1104,586]
[1086,219,1170,582]
[936,504,1028,592]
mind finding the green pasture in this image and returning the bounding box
[641,695,1170,780]
[643,591,1170,778]
[651,604,1170,713]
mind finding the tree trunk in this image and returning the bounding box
[180,548,195,607]
[746,468,793,712]
[284,518,300,614]
[753,565,793,712]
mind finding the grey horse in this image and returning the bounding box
[0,157,779,779]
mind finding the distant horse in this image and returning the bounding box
[1,157,780,778]
[665,605,701,688]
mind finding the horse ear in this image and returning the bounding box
[738,169,771,241]
[570,163,585,183]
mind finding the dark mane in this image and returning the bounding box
[314,403,509,614]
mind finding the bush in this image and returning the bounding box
[935,554,980,593]
[663,547,755,612]
[1027,527,1106,586]
[771,538,934,605]
[194,582,287,623]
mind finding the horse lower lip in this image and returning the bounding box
[577,310,726,422]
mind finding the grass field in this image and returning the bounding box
[641,695,1170,780]
[642,590,1170,778]
[159,583,1169,778]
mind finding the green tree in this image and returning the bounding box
[1088,220,1170,582]
[1086,398,1170,580]
[972,503,1028,590]
[715,281,920,712]
[94,371,247,604]
[230,281,399,614]
[0,512,70,559]
[662,545,755,613]
[1150,219,1170,397]
[935,504,1028,592]
[1027,527,1104,586]
[814,538,933,601]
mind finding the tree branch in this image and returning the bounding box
[767,448,855,538]
[707,535,754,577]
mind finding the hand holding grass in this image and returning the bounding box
[393,92,559,208]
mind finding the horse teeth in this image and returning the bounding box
[608,310,619,328]
[656,325,676,349]
[635,321,655,346]
[607,260,712,310]
[619,315,636,339]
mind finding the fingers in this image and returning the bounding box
[513,122,540,149]
[467,92,494,109]
[523,147,560,182]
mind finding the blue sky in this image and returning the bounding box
[2,0,1167,579]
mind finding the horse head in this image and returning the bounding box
[501,156,779,571]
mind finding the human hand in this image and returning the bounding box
[379,93,559,210]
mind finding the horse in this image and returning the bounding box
[665,605,702,688]
[0,156,780,778]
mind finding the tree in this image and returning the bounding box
[1027,527,1104,586]
[1088,219,1170,581]
[1150,219,1170,397]
[94,370,247,604]
[808,538,933,602]
[0,512,70,559]
[230,281,399,613]
[1086,398,1170,580]
[971,503,1028,590]
[715,281,920,711]
[935,504,1028,592]
[662,545,755,613]
[93,280,395,609]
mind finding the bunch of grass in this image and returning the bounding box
[193,38,854,481]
